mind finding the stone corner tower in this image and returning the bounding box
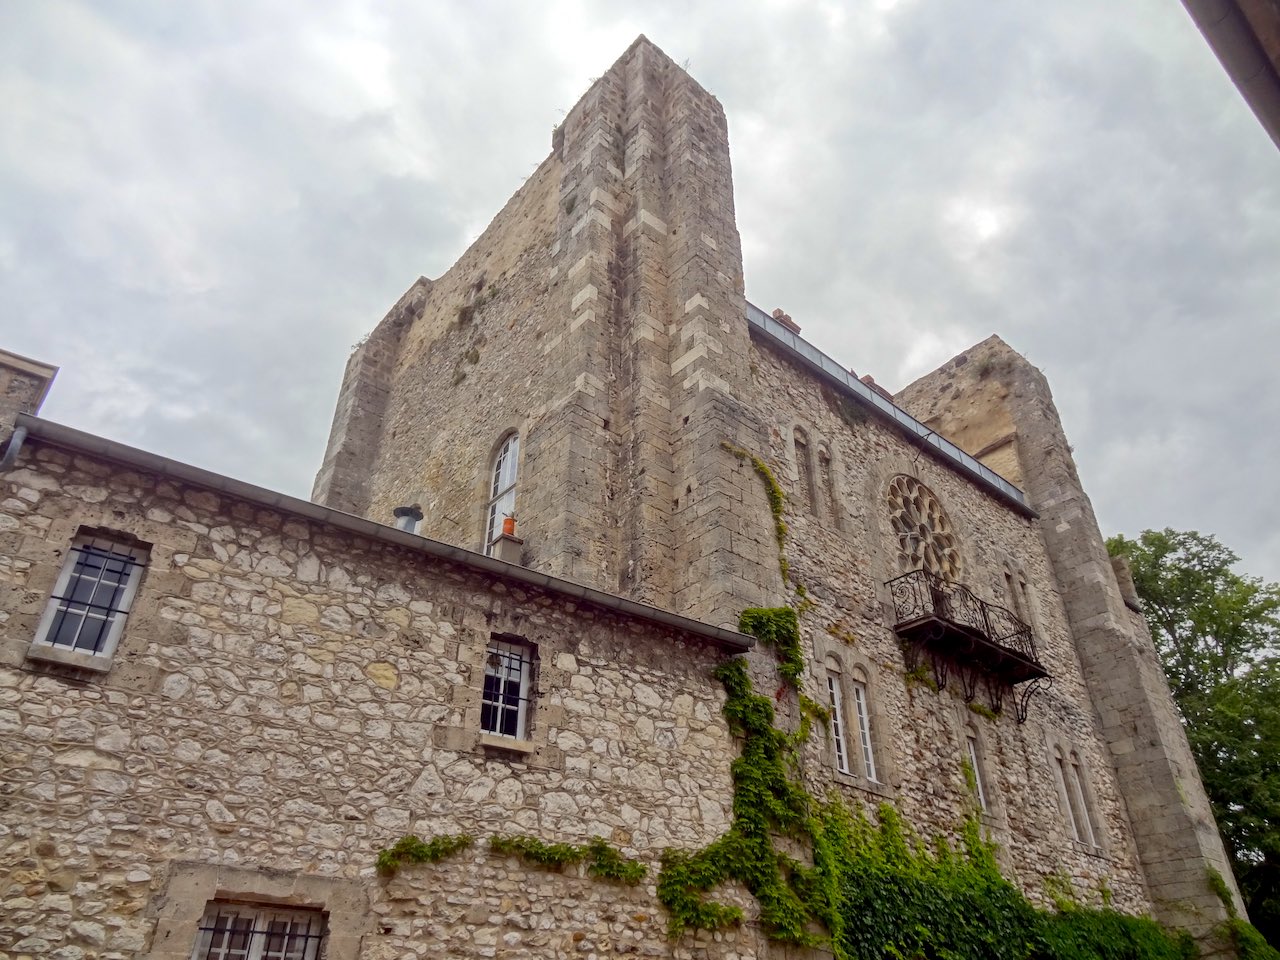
[896,334,1245,937]
[313,36,775,628]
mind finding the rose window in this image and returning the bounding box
[887,475,962,579]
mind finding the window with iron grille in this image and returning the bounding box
[32,533,148,660]
[189,903,325,960]
[481,637,534,739]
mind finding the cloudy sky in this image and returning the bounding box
[3,1,1278,580]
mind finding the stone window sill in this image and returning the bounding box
[833,769,895,799]
[1071,838,1109,860]
[478,733,537,756]
[25,643,113,674]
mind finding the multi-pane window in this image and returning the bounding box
[484,433,520,556]
[966,733,989,812]
[826,671,851,775]
[481,638,534,739]
[1053,747,1098,845]
[189,903,325,960]
[32,534,147,659]
[851,679,879,783]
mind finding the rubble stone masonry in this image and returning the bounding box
[0,437,760,959]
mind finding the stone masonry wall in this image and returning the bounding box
[0,437,762,959]
[736,336,1152,914]
[0,350,56,433]
[896,335,1243,936]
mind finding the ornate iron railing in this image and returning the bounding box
[886,569,1050,722]
[886,569,1042,669]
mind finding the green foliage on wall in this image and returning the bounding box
[490,834,647,885]
[658,654,1207,960]
[1208,866,1280,959]
[739,606,804,685]
[657,657,834,943]
[375,833,475,873]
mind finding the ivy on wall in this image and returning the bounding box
[376,833,645,885]
[376,833,475,873]
[738,607,805,685]
[656,609,1209,960]
[489,835,646,885]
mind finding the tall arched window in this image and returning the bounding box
[965,725,990,812]
[484,433,520,556]
[817,443,841,528]
[793,427,816,516]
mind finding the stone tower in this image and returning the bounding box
[314,36,776,628]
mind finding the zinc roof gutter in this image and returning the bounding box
[7,414,754,654]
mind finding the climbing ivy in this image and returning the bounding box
[656,657,832,943]
[738,607,805,685]
[1207,866,1280,959]
[375,833,475,873]
[376,832,644,885]
[490,834,647,885]
[657,654,1207,960]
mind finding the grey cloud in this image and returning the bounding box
[2,0,1278,580]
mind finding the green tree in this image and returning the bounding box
[1107,529,1280,947]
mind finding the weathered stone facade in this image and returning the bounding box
[0,33,1245,960]
[0,424,758,959]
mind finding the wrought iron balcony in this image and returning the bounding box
[886,569,1051,722]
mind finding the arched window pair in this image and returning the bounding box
[793,427,840,526]
[1002,564,1038,631]
[484,433,519,556]
[1052,745,1100,846]
[825,657,879,783]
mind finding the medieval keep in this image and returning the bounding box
[0,36,1246,960]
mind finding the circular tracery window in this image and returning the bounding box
[887,475,962,579]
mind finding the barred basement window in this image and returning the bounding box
[32,533,148,661]
[190,902,325,960]
[481,637,535,739]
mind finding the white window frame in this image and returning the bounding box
[481,637,534,740]
[484,433,520,556]
[189,901,325,960]
[826,670,851,775]
[31,533,148,662]
[851,678,879,783]
[966,733,989,812]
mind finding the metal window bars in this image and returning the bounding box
[192,906,324,960]
[481,639,533,739]
[44,539,144,654]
